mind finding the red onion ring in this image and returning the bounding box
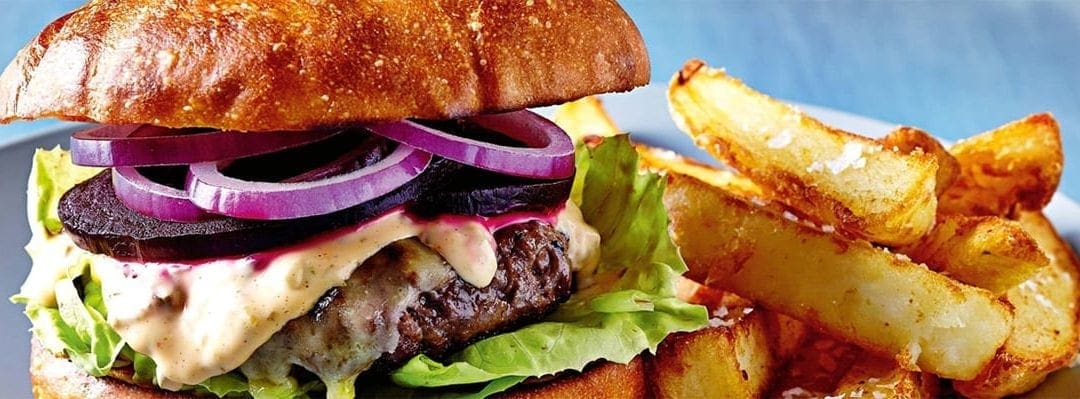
[364,110,575,179]
[112,167,212,223]
[186,143,432,220]
[280,134,391,183]
[71,124,341,167]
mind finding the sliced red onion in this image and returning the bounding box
[71,124,341,167]
[112,167,212,223]
[280,134,391,183]
[186,144,432,220]
[364,110,575,179]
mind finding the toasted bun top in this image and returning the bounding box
[0,0,648,131]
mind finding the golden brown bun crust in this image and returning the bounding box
[0,0,648,131]
[31,339,646,398]
[30,340,188,399]
[498,358,647,399]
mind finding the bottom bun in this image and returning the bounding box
[496,357,647,399]
[30,339,186,399]
[30,339,647,399]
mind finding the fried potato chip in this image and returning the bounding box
[668,60,938,246]
[831,355,939,399]
[879,126,960,197]
[939,113,1063,217]
[953,212,1080,398]
[768,334,863,398]
[663,173,1013,380]
[662,278,806,399]
[898,214,1048,294]
[769,335,938,399]
[764,310,811,365]
[552,96,622,142]
[636,144,767,205]
[651,309,775,399]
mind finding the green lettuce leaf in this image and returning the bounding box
[10,148,101,307]
[24,305,80,354]
[576,136,688,275]
[29,147,102,235]
[248,377,324,399]
[53,263,125,376]
[193,373,254,397]
[16,149,276,398]
[16,148,122,376]
[124,346,158,384]
[389,135,708,397]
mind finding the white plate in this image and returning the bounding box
[0,85,1076,397]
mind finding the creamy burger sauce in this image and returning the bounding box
[241,238,459,393]
[56,202,598,389]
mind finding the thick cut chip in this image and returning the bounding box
[650,309,775,399]
[764,311,810,365]
[953,212,1080,398]
[663,173,1013,380]
[664,279,806,399]
[898,214,1048,294]
[552,96,622,142]
[939,113,1063,217]
[768,334,863,398]
[636,144,767,207]
[769,335,939,399]
[668,60,938,246]
[831,355,940,399]
[880,126,960,197]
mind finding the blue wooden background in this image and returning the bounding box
[1,0,1078,201]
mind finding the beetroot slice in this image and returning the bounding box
[410,171,572,218]
[59,158,461,262]
[58,160,573,262]
[58,119,575,262]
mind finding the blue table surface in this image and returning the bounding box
[1,0,1078,202]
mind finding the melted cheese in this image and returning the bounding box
[22,202,599,389]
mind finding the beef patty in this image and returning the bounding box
[240,220,573,385]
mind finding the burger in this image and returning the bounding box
[2,1,707,398]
